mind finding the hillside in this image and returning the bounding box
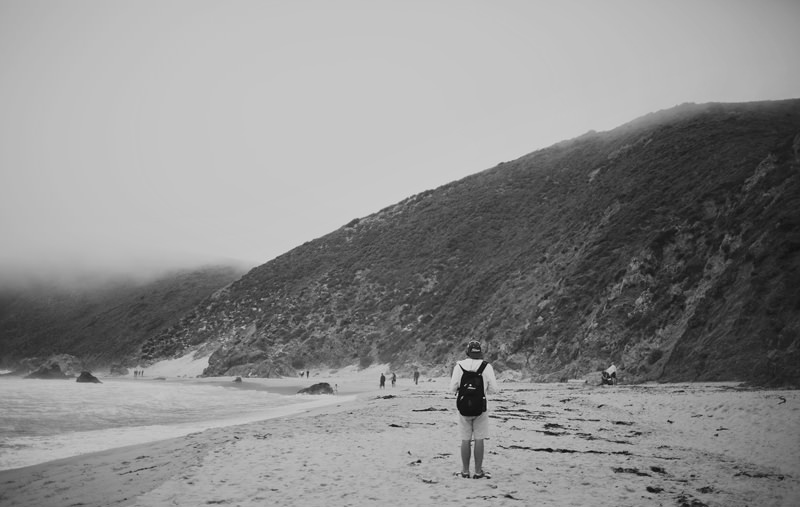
[4,100,797,385]
[0,265,246,370]
[139,99,800,386]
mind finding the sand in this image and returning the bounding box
[0,371,798,507]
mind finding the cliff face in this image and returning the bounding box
[139,100,800,385]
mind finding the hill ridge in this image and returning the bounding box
[3,99,798,386]
[138,99,800,385]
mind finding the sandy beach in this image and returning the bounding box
[1,370,798,507]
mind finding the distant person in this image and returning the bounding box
[413,369,420,385]
[450,340,498,479]
[379,373,386,389]
[306,370,310,379]
[601,364,617,385]
[391,373,396,387]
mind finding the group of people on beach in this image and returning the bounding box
[378,369,422,388]
[378,372,395,388]
[133,369,145,377]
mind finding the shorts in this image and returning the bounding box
[458,411,490,441]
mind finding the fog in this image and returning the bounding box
[2,0,798,289]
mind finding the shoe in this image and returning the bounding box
[473,471,491,479]
[454,471,470,478]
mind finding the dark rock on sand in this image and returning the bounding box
[76,371,102,383]
[298,382,334,395]
[25,363,71,379]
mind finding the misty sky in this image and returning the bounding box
[1,0,798,285]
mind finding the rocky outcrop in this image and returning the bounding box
[298,383,334,395]
[25,362,70,379]
[19,354,83,377]
[76,371,102,383]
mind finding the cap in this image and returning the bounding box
[466,340,482,359]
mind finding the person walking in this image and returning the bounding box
[379,373,386,389]
[450,340,498,479]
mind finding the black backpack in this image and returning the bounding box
[456,361,488,416]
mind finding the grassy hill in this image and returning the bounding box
[0,265,246,370]
[3,100,798,386]
[140,99,800,386]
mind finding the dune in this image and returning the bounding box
[0,374,797,507]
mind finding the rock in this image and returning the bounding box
[297,382,334,395]
[233,376,242,383]
[21,355,83,377]
[76,371,102,383]
[25,363,71,379]
[46,354,83,376]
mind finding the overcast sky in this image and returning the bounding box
[1,0,798,285]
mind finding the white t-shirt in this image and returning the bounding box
[450,358,498,395]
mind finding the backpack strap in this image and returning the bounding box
[459,361,488,375]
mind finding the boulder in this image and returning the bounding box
[76,371,102,383]
[297,382,334,395]
[21,355,83,377]
[48,354,83,376]
[25,363,71,379]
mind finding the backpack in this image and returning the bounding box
[456,361,488,416]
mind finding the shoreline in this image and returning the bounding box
[1,381,798,506]
[0,372,382,472]
[0,378,390,507]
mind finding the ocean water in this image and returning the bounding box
[0,377,346,471]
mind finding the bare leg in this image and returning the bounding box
[460,440,472,474]
[474,439,485,474]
